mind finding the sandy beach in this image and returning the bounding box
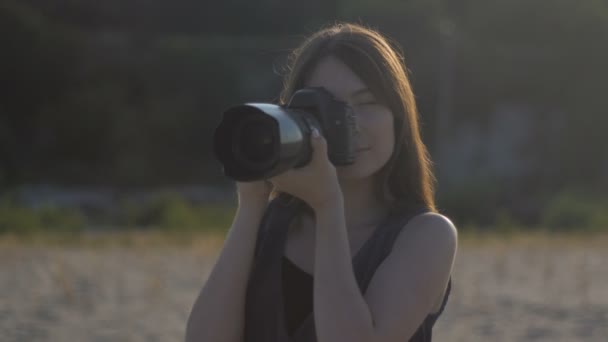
[1,233,606,341]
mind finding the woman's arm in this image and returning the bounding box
[312,196,376,342]
[185,200,267,342]
[312,197,457,342]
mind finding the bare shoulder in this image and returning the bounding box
[396,211,458,252]
[389,211,458,283]
[362,211,458,339]
[413,212,457,235]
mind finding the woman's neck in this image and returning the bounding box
[338,176,389,232]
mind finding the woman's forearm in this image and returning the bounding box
[186,202,267,342]
[312,198,375,342]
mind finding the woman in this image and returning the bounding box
[187,22,458,342]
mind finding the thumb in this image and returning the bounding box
[311,128,328,156]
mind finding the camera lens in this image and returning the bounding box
[214,88,345,181]
[235,119,275,163]
[229,114,280,175]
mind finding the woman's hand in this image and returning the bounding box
[269,128,342,211]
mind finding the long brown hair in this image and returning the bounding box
[276,22,437,213]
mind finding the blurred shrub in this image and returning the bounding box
[438,182,608,233]
[150,194,203,231]
[121,192,236,233]
[541,190,608,231]
[0,199,86,235]
[0,191,236,235]
[0,201,42,234]
[37,206,86,233]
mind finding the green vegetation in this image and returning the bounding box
[541,190,608,232]
[2,189,606,237]
[0,192,236,236]
[120,192,236,232]
[0,199,86,235]
[438,184,608,233]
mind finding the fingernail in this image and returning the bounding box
[312,128,320,138]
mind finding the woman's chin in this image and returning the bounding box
[336,165,374,181]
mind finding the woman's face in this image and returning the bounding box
[304,55,395,180]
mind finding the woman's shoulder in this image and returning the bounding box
[391,209,458,260]
[412,211,455,227]
[405,211,457,242]
[390,204,455,231]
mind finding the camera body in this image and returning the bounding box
[213,87,358,182]
[287,87,357,167]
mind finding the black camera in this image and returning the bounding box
[213,87,358,181]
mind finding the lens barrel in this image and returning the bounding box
[213,103,318,181]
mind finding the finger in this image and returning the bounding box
[311,128,328,159]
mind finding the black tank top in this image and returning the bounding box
[282,256,313,336]
[281,256,451,341]
[245,193,452,342]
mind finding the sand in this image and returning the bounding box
[1,233,606,341]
